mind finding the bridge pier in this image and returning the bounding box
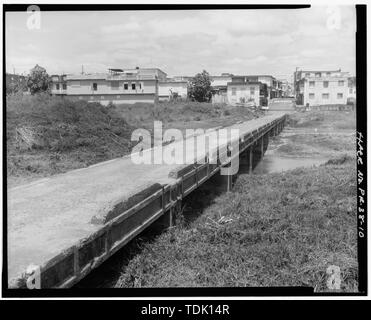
[263,133,269,153]
[249,147,253,173]
[269,127,275,138]
[253,138,264,168]
[210,165,238,193]
[150,208,174,232]
[239,147,250,174]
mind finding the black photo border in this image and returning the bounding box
[1,3,367,298]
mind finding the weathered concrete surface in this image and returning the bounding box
[8,112,286,285]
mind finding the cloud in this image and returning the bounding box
[5,7,356,77]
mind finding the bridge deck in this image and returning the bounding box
[8,112,286,288]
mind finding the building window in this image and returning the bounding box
[56,84,60,90]
[309,93,315,99]
[231,87,236,96]
[315,72,321,77]
[139,83,142,90]
[338,80,344,86]
[124,83,128,90]
[305,73,310,77]
[62,83,67,90]
[322,93,329,99]
[132,83,136,90]
[350,88,353,94]
[250,87,255,95]
[309,81,315,88]
[323,81,329,88]
[337,93,343,99]
[92,83,98,91]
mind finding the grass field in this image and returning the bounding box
[6,94,262,187]
[275,110,355,158]
[114,100,263,132]
[114,110,358,292]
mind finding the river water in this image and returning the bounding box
[253,154,329,174]
[251,129,330,175]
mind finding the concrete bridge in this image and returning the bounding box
[7,112,287,289]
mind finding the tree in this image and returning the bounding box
[27,64,51,94]
[188,70,212,102]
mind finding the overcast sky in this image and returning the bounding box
[6,6,356,80]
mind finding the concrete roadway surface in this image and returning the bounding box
[7,112,286,286]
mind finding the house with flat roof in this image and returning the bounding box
[50,67,171,105]
[227,76,261,106]
[241,75,281,99]
[293,69,350,106]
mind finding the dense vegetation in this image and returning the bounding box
[187,70,213,102]
[6,93,134,186]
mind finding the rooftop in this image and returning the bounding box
[299,69,341,73]
[227,81,261,86]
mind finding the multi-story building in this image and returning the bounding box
[278,79,294,97]
[227,76,261,106]
[294,69,350,106]
[240,75,281,100]
[50,67,187,105]
[50,74,67,95]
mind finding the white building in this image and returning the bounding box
[158,79,188,101]
[294,69,350,106]
[51,68,174,105]
[227,80,261,106]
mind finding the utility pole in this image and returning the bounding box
[293,67,298,96]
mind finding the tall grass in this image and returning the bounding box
[115,159,357,291]
[6,94,134,185]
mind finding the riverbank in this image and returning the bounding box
[114,110,357,292]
